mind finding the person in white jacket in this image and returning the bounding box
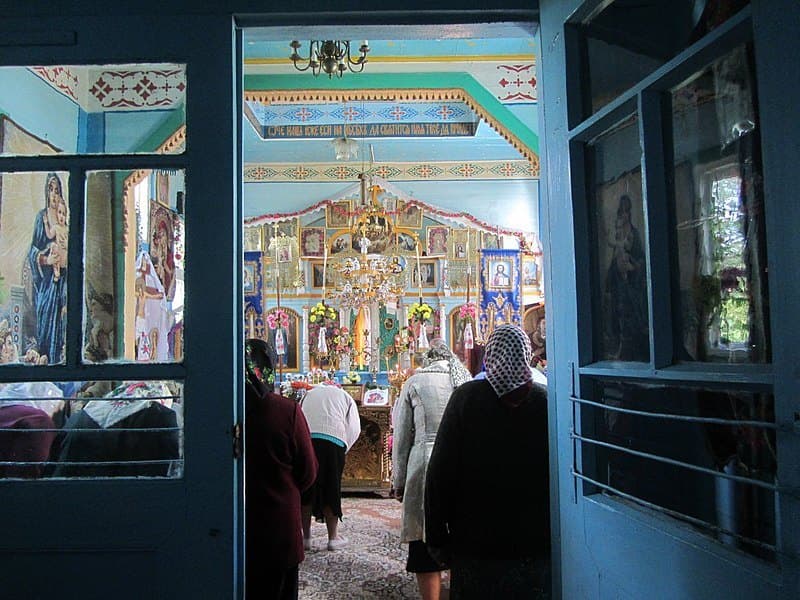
[392,338,471,600]
[300,384,361,551]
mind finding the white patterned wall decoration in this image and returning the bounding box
[244,160,537,183]
[30,66,79,101]
[30,65,186,112]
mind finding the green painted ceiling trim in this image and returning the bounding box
[244,72,539,156]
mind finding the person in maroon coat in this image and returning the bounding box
[245,339,318,600]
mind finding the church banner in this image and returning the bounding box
[478,249,522,342]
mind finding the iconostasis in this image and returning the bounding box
[243,176,544,378]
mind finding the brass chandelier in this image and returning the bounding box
[289,40,370,78]
[326,174,407,310]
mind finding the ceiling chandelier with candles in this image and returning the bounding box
[324,174,412,311]
[289,40,370,78]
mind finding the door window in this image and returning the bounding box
[568,4,776,561]
[0,63,187,479]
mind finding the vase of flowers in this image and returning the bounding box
[408,301,433,350]
[308,301,339,367]
[331,326,353,371]
[408,301,433,323]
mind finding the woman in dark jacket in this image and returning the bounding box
[245,339,317,600]
[425,325,551,599]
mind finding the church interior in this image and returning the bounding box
[3,3,793,598]
[0,27,545,512]
[239,31,545,491]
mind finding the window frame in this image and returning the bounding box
[567,3,784,566]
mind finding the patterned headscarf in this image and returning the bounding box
[484,324,533,397]
[426,337,472,388]
[245,338,276,397]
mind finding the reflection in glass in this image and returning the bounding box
[0,64,186,156]
[0,172,70,365]
[587,113,650,362]
[588,381,776,560]
[579,0,750,118]
[83,170,185,363]
[671,45,768,363]
[0,380,183,480]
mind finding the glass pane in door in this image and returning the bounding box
[587,111,650,362]
[83,169,185,363]
[587,380,776,560]
[670,44,769,363]
[0,64,186,156]
[0,171,70,365]
[0,379,184,480]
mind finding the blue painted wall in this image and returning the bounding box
[0,69,79,152]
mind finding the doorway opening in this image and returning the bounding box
[240,21,543,597]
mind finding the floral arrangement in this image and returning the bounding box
[266,308,290,330]
[408,301,434,323]
[331,326,353,355]
[309,301,337,324]
[458,301,478,321]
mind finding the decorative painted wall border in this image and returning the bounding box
[244,72,539,170]
[244,57,537,104]
[30,65,186,112]
[244,159,537,182]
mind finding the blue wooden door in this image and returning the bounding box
[538,1,799,598]
[0,13,241,598]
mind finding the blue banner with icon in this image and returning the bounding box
[478,249,522,342]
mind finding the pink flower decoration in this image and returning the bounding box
[267,309,290,330]
[459,302,477,320]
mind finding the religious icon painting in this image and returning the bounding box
[521,255,540,295]
[362,388,389,406]
[487,258,514,290]
[326,200,351,228]
[309,261,331,289]
[268,218,298,242]
[411,259,438,289]
[149,200,177,301]
[426,226,449,256]
[300,227,325,257]
[243,225,263,252]
[482,231,500,249]
[395,229,418,254]
[329,232,352,255]
[243,263,256,295]
[156,170,170,206]
[276,243,292,263]
[450,228,469,259]
[397,200,423,228]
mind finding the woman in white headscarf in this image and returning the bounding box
[392,338,471,600]
[425,324,551,599]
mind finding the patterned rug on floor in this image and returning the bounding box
[299,494,450,599]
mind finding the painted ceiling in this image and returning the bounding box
[241,29,541,234]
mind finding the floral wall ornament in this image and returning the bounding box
[266,308,290,330]
[458,301,477,321]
